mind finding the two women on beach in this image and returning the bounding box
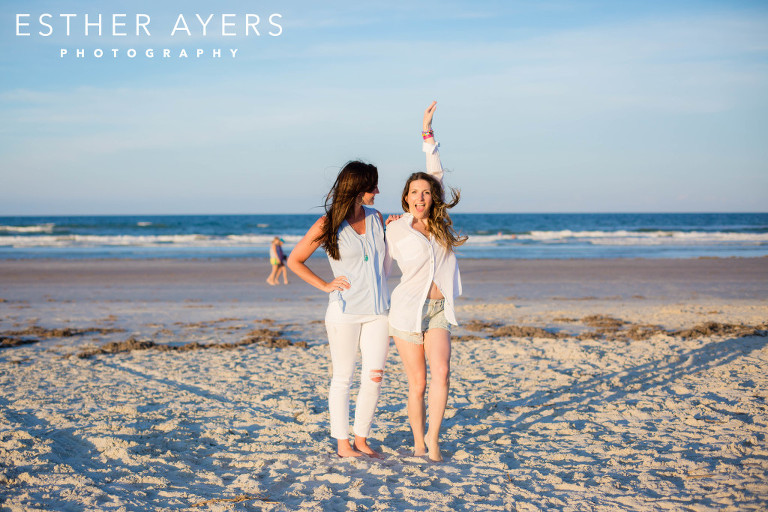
[288,102,466,461]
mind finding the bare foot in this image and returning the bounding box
[266,278,276,286]
[412,441,427,457]
[354,436,381,458]
[425,433,442,462]
[337,439,362,458]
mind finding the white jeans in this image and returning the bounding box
[325,302,390,440]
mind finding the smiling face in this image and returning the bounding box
[406,179,433,220]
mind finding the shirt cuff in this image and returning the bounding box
[422,141,439,154]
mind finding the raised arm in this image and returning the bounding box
[422,101,436,142]
[421,101,444,182]
[287,217,351,293]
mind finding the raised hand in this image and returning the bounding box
[423,101,437,131]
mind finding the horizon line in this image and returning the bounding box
[1,211,767,218]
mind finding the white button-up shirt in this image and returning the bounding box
[386,141,462,333]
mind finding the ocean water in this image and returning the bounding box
[0,213,766,260]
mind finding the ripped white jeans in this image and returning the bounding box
[325,301,390,440]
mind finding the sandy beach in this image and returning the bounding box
[1,257,767,511]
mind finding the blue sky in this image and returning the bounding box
[1,1,767,215]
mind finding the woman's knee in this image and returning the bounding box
[409,373,427,395]
[368,368,384,383]
[359,369,384,396]
[330,372,353,389]
[431,365,450,385]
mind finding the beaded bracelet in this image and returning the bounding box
[422,129,434,140]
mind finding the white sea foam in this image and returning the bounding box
[465,230,768,246]
[0,234,304,248]
[1,230,765,250]
[0,223,55,234]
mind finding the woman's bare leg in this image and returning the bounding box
[278,265,289,284]
[266,264,278,285]
[423,328,451,462]
[394,336,428,456]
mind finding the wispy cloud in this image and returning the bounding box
[2,3,767,213]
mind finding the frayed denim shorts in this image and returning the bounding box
[389,298,453,345]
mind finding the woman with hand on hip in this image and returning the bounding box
[386,101,467,461]
[287,161,390,458]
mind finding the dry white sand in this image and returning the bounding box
[1,258,767,511]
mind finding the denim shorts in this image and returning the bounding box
[389,298,453,345]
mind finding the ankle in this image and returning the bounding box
[354,436,381,457]
[337,439,362,457]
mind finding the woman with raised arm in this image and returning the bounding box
[287,161,390,458]
[386,101,467,462]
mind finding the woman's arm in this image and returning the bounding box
[375,210,397,277]
[422,101,444,182]
[422,101,436,142]
[287,217,351,293]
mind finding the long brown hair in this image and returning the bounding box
[316,161,378,260]
[401,172,467,250]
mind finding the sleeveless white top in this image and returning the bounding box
[327,205,390,316]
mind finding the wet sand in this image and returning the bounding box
[1,257,767,511]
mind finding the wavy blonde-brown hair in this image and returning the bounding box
[401,172,467,250]
[316,161,378,260]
